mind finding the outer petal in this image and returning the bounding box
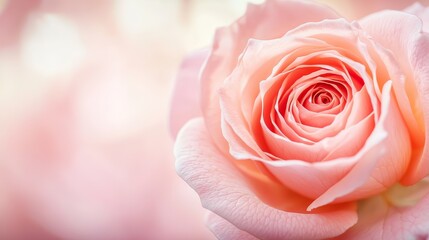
[206,213,257,240]
[360,11,429,185]
[201,0,340,149]
[169,48,209,138]
[405,2,429,32]
[337,180,429,239]
[175,118,357,240]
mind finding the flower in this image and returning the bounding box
[171,0,429,239]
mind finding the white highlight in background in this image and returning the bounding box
[20,13,85,77]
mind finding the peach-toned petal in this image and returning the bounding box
[169,48,209,138]
[309,81,411,210]
[218,23,373,162]
[175,118,358,240]
[263,158,356,199]
[360,10,429,185]
[201,0,340,149]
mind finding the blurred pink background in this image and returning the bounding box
[0,0,427,239]
[0,0,266,239]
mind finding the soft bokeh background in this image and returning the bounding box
[0,0,427,239]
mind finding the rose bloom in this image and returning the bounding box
[171,0,429,239]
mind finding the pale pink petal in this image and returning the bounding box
[169,48,209,138]
[201,0,340,149]
[206,213,257,240]
[360,11,429,185]
[338,180,429,239]
[175,118,357,240]
[405,2,429,32]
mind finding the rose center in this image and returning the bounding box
[313,91,332,105]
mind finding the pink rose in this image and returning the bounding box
[171,0,429,239]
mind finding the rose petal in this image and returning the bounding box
[309,81,411,210]
[338,179,429,239]
[201,0,340,150]
[169,48,209,138]
[360,10,429,185]
[175,118,357,240]
[206,213,257,240]
[220,19,382,163]
[405,3,429,32]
